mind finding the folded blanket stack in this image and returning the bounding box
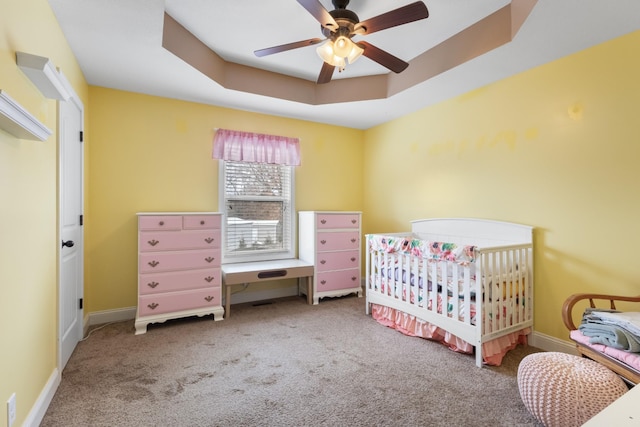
[579,308,640,353]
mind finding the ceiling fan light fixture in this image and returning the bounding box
[316,40,345,68]
[334,56,346,71]
[316,36,362,71]
[346,42,363,64]
[316,40,336,63]
[332,36,351,57]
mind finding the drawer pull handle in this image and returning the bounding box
[147,302,159,310]
[258,270,287,279]
[204,237,214,244]
[320,260,326,264]
[320,240,326,245]
[351,238,356,243]
[351,276,357,281]
[204,296,214,302]
[200,220,205,225]
[205,257,215,263]
[148,260,159,267]
[205,276,214,282]
[147,281,159,288]
[320,219,326,224]
[351,257,356,262]
[351,219,356,224]
[321,280,326,285]
[148,239,159,246]
[159,221,164,226]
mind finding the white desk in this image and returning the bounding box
[583,383,639,426]
[221,259,314,318]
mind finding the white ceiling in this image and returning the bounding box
[48,0,640,129]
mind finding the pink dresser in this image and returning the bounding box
[298,211,362,304]
[135,212,224,334]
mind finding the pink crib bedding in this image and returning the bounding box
[371,304,529,366]
[570,329,640,371]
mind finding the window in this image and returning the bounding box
[219,160,295,263]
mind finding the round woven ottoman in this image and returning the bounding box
[517,352,628,427]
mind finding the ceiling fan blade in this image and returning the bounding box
[317,61,335,84]
[357,41,409,73]
[354,1,429,35]
[254,38,324,57]
[297,0,339,32]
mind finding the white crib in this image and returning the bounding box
[365,218,534,367]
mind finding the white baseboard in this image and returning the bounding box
[529,330,578,355]
[23,368,60,427]
[85,306,137,333]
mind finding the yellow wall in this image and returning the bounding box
[0,1,88,426]
[363,30,640,341]
[86,87,364,312]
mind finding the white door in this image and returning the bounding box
[59,86,84,371]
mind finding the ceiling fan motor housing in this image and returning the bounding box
[322,8,359,38]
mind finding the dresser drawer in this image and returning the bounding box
[316,214,360,229]
[139,249,220,273]
[139,230,220,252]
[183,215,221,230]
[138,215,183,231]
[316,231,360,251]
[139,268,221,295]
[316,250,359,272]
[138,288,221,316]
[316,269,360,292]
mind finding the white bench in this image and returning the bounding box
[221,259,314,318]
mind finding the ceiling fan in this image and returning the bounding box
[254,0,429,84]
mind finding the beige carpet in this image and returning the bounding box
[42,294,543,426]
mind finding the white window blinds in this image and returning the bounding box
[221,161,295,263]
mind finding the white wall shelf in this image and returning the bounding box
[16,52,70,101]
[0,90,52,141]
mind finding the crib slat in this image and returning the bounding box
[490,252,499,334]
[504,249,513,330]
[514,248,522,324]
[450,262,459,322]
[397,251,403,301]
[374,249,380,295]
[525,246,533,322]
[410,257,421,307]
[421,257,428,308]
[462,264,471,324]
[430,261,438,314]
[500,250,507,330]
[481,253,488,335]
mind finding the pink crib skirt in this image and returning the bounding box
[371,303,530,366]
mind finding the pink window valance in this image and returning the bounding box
[212,128,300,166]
